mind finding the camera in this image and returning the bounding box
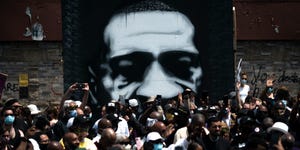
[76,83,85,90]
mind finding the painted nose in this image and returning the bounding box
[136,61,182,98]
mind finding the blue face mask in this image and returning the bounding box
[267,87,273,93]
[69,110,77,117]
[153,143,163,150]
[241,79,247,84]
[282,100,287,106]
[4,115,15,125]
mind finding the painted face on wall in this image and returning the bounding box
[102,11,202,101]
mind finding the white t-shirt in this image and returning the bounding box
[92,117,130,138]
[239,84,250,103]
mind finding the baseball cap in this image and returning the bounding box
[4,98,22,107]
[146,132,163,142]
[27,104,41,115]
[129,99,138,107]
[267,122,289,134]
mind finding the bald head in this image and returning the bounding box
[47,141,63,150]
[262,117,273,129]
[98,118,113,134]
[63,132,79,149]
[150,111,163,121]
[100,128,116,146]
[150,121,166,134]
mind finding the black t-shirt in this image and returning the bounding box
[201,134,230,150]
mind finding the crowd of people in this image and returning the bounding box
[0,78,300,150]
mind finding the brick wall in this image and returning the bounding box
[0,41,299,106]
[236,41,300,99]
[0,42,63,106]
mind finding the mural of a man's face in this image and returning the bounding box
[102,11,202,101]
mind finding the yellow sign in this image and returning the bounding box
[19,73,28,87]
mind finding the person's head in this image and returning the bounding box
[150,111,164,121]
[255,104,269,123]
[274,100,286,116]
[188,113,206,138]
[47,141,64,150]
[46,106,59,120]
[4,98,23,117]
[128,98,139,113]
[149,121,167,136]
[100,128,116,148]
[262,117,273,130]
[240,72,248,86]
[187,142,203,150]
[207,116,222,138]
[27,104,42,117]
[2,129,11,141]
[146,132,164,150]
[275,86,290,102]
[1,107,15,126]
[98,118,112,134]
[34,116,50,132]
[281,133,295,150]
[37,133,50,150]
[105,113,121,131]
[267,122,289,146]
[100,0,202,103]
[69,115,91,141]
[83,105,92,120]
[63,132,80,150]
[101,105,107,117]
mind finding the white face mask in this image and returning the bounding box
[146,117,158,127]
[102,11,202,100]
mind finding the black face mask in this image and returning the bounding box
[65,144,78,150]
[39,144,48,150]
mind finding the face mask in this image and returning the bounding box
[241,79,247,84]
[153,143,163,150]
[146,118,157,127]
[84,113,92,120]
[267,87,273,93]
[69,110,77,117]
[88,113,92,119]
[4,115,15,125]
[282,100,287,106]
[40,144,48,150]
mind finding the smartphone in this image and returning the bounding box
[156,95,162,105]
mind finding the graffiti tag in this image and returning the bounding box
[3,82,19,92]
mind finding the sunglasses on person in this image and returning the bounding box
[4,114,14,117]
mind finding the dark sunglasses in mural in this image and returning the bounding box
[109,51,200,88]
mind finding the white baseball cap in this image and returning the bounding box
[129,99,138,107]
[146,132,163,142]
[267,122,289,134]
[27,104,41,115]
